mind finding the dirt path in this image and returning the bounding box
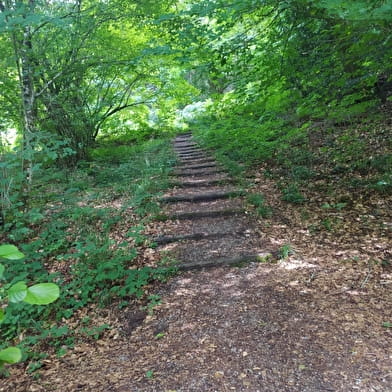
[2,133,391,392]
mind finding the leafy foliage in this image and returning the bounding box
[174,0,391,203]
[0,244,59,373]
[0,136,176,364]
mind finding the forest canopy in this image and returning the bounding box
[1,0,391,160]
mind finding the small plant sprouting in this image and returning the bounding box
[279,244,294,259]
[321,202,347,211]
[158,254,178,268]
[246,193,272,218]
[146,294,161,315]
[126,225,147,246]
[256,253,274,263]
[282,184,305,204]
[146,370,154,379]
[321,218,333,231]
[381,259,391,268]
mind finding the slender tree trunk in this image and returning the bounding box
[20,25,36,193]
[1,0,38,205]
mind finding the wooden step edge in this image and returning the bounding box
[169,179,233,188]
[163,209,245,220]
[175,145,200,148]
[176,158,216,164]
[172,169,226,177]
[174,147,202,152]
[178,253,273,271]
[152,230,246,245]
[160,190,243,203]
[174,146,198,150]
[175,146,198,149]
[177,150,205,154]
[175,133,192,138]
[173,142,197,147]
[176,163,217,170]
[177,154,206,159]
[177,160,208,165]
[178,153,208,158]
[177,149,205,153]
[176,152,205,157]
[176,151,205,155]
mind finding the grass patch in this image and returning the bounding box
[281,184,306,204]
[246,193,273,217]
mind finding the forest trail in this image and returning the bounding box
[2,1,392,390]
[3,134,391,392]
[154,132,271,270]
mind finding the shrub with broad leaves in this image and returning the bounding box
[0,245,59,373]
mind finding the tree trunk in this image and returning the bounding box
[20,25,36,193]
[1,0,38,205]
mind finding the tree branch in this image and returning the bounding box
[93,99,154,139]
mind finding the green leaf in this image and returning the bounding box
[8,281,27,303]
[0,264,4,279]
[0,347,22,364]
[146,370,154,379]
[0,245,24,260]
[0,309,4,322]
[24,283,60,305]
[382,322,392,328]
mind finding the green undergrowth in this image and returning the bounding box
[0,136,177,363]
[192,113,392,199]
[246,193,273,218]
[192,115,282,171]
